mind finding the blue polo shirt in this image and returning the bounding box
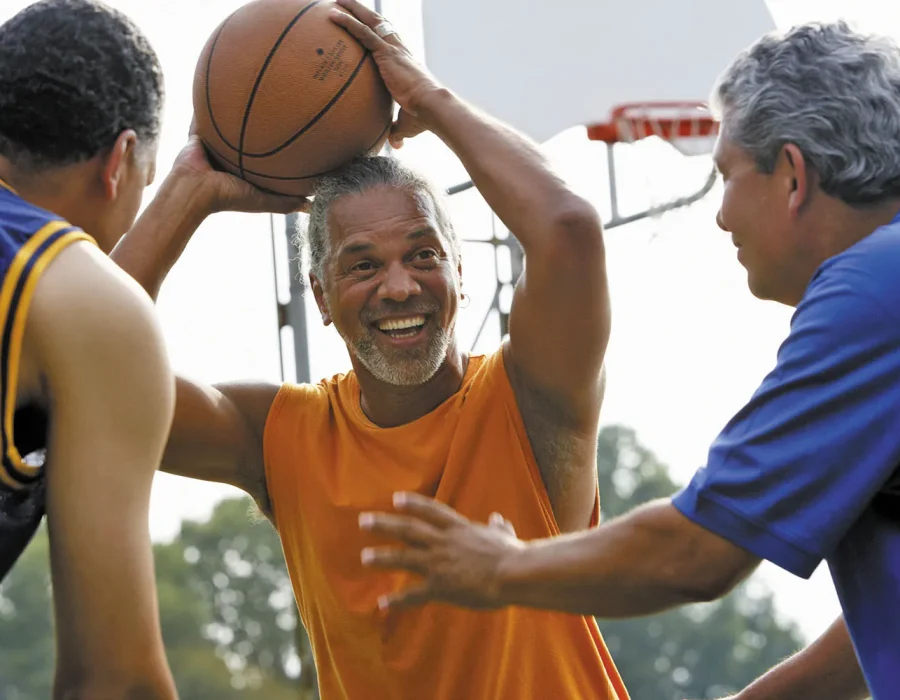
[673,215,900,700]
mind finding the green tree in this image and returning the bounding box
[154,497,316,698]
[0,502,313,699]
[0,525,54,700]
[595,425,804,699]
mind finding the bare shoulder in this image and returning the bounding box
[215,381,283,432]
[29,240,163,353]
[26,240,172,421]
[212,380,283,515]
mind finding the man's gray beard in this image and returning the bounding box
[343,324,453,386]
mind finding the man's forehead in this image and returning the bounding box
[327,186,442,245]
[712,129,743,169]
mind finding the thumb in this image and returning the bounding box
[489,512,516,536]
[389,109,425,149]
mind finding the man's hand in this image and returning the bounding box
[329,0,442,148]
[359,492,524,610]
[169,135,310,216]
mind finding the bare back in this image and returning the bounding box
[0,184,177,697]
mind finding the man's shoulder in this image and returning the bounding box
[271,372,351,417]
[803,221,900,331]
[815,216,900,307]
[29,242,151,334]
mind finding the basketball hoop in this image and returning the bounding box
[586,102,719,229]
[587,101,718,155]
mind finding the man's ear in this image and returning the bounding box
[101,129,138,201]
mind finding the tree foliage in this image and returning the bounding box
[595,425,803,699]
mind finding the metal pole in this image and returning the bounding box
[282,213,311,384]
[499,232,524,338]
[606,143,620,223]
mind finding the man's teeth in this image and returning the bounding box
[377,315,426,332]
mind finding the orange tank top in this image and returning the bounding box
[263,350,629,700]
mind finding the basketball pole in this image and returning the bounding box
[276,213,311,384]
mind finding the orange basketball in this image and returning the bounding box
[192,0,393,196]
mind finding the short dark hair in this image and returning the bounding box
[0,0,164,170]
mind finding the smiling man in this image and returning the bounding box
[111,0,628,697]
[358,21,900,700]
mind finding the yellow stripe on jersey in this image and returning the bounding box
[0,178,17,194]
[0,222,95,489]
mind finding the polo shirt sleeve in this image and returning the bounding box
[672,269,900,578]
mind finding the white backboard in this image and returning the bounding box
[422,0,776,143]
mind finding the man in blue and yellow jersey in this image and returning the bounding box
[0,0,177,695]
[0,0,300,696]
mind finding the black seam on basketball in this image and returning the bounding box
[238,0,322,177]
[242,49,370,159]
[205,117,390,182]
[204,14,241,152]
[370,117,392,152]
[205,141,320,180]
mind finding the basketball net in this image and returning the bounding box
[587,102,719,236]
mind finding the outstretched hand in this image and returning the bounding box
[359,492,524,611]
[169,135,310,216]
[329,0,442,148]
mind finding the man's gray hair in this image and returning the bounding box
[293,155,460,281]
[712,21,900,206]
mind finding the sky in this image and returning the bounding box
[3,0,897,646]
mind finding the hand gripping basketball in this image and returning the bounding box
[329,0,440,148]
[172,133,310,216]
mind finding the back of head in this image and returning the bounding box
[0,0,164,172]
[713,21,900,206]
[297,155,459,282]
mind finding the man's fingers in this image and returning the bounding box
[361,545,428,574]
[359,512,439,546]
[332,0,405,49]
[329,7,383,53]
[334,0,381,26]
[238,189,310,215]
[389,110,424,148]
[392,492,468,528]
[489,512,516,536]
[378,584,434,611]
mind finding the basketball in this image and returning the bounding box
[192,0,394,196]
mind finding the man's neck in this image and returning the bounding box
[785,197,900,306]
[0,156,88,222]
[815,197,900,259]
[355,345,469,428]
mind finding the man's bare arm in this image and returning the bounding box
[162,378,279,514]
[731,617,868,700]
[498,500,761,616]
[331,0,609,532]
[360,495,760,616]
[28,243,177,698]
[110,141,304,509]
[422,88,607,533]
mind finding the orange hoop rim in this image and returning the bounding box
[586,101,718,145]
